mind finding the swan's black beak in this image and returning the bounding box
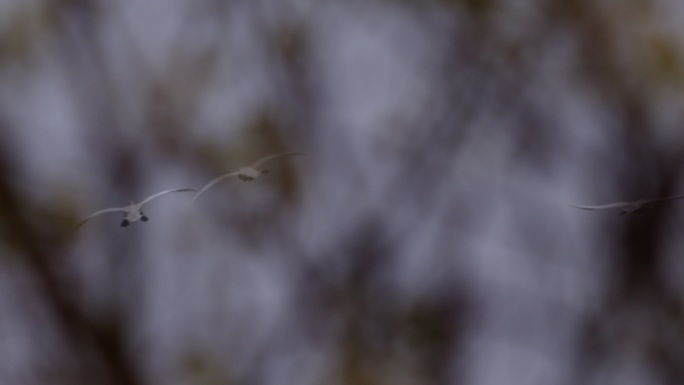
[141,215,149,222]
[120,220,130,227]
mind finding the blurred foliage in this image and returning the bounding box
[1,0,684,385]
[0,3,58,64]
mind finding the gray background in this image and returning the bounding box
[0,0,683,384]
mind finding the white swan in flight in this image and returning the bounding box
[573,194,684,215]
[192,152,304,202]
[78,188,195,228]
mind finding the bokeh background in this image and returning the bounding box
[2,0,684,384]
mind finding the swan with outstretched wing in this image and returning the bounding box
[573,194,684,215]
[78,188,195,228]
[192,152,304,202]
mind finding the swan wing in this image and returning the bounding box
[139,188,195,206]
[648,193,684,203]
[571,202,634,210]
[191,172,240,202]
[77,207,126,228]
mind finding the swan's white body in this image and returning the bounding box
[192,152,304,201]
[78,188,195,228]
[237,166,263,181]
[573,194,684,215]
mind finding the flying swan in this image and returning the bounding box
[78,188,195,228]
[192,152,304,202]
[573,194,684,215]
